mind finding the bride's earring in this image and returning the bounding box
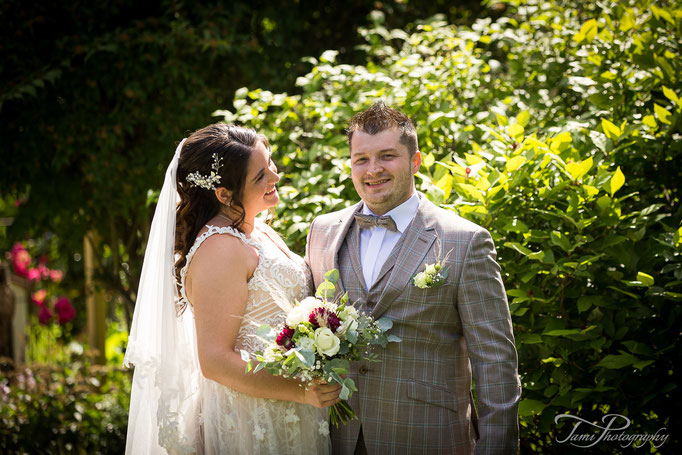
[227,200,232,207]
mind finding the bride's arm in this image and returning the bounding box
[187,234,340,408]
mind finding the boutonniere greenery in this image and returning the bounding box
[412,239,452,289]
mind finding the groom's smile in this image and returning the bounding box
[350,128,421,215]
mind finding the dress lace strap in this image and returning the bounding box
[178,225,257,309]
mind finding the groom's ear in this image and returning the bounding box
[214,187,232,205]
[411,151,422,174]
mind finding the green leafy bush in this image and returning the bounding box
[218,0,681,451]
[0,352,131,454]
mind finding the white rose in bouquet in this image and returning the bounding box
[286,297,318,327]
[314,327,341,357]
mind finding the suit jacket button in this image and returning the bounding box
[359,365,368,375]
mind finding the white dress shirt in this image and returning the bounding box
[359,192,419,289]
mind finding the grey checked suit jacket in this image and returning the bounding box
[305,193,520,455]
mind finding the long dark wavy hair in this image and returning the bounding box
[174,123,269,308]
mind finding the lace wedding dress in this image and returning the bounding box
[178,219,331,455]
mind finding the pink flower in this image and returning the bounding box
[37,263,50,279]
[309,307,341,332]
[13,199,22,207]
[38,306,53,325]
[10,242,25,256]
[276,326,295,350]
[12,262,28,278]
[31,289,47,306]
[27,268,41,281]
[11,247,31,277]
[55,297,76,325]
[50,269,64,282]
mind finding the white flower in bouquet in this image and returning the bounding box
[314,327,341,357]
[297,335,316,352]
[286,297,318,327]
[337,305,358,321]
[262,344,280,363]
[337,317,358,336]
[246,269,401,428]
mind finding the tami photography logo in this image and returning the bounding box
[555,413,669,450]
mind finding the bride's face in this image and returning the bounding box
[240,141,280,216]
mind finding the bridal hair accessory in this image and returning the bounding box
[186,152,223,190]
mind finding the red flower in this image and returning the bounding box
[31,289,47,306]
[55,297,76,325]
[276,326,295,350]
[38,306,53,325]
[309,307,341,332]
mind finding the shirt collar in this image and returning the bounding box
[361,192,419,233]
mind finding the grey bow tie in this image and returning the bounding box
[354,213,398,232]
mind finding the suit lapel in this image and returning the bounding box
[346,222,368,292]
[371,195,438,318]
[326,202,363,293]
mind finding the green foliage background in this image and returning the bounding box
[217,0,681,452]
[2,0,681,452]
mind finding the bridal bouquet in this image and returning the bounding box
[242,269,401,426]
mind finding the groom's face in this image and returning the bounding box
[350,127,421,215]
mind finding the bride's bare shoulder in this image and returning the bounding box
[190,229,258,277]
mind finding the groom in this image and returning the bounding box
[305,101,520,454]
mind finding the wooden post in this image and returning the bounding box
[84,232,106,364]
[7,274,27,365]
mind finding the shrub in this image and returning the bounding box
[0,351,131,454]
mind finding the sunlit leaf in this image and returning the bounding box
[516,110,530,127]
[654,103,671,124]
[506,156,526,172]
[422,152,435,169]
[642,115,657,129]
[601,118,621,139]
[636,272,654,286]
[436,173,453,200]
[609,167,625,196]
[574,19,598,43]
[619,9,636,31]
[662,86,680,108]
[508,123,524,140]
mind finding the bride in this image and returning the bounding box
[124,123,340,454]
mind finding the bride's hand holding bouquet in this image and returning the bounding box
[242,269,401,426]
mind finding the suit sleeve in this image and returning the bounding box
[457,228,521,455]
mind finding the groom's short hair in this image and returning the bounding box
[347,101,418,156]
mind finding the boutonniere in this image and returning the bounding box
[412,239,452,289]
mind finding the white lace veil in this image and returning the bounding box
[123,138,203,454]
